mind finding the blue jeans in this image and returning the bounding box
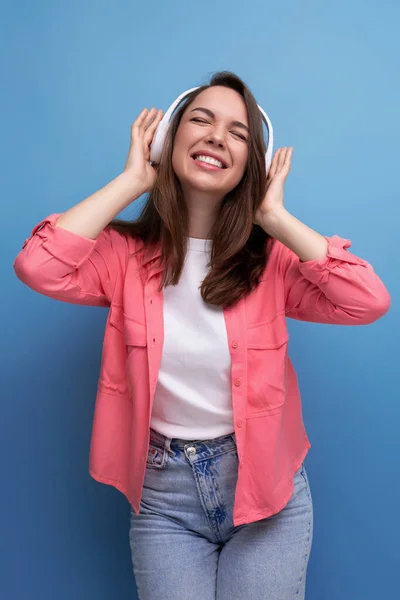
[129,428,313,599]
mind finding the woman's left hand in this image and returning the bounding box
[254,147,294,229]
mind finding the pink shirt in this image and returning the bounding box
[13,214,390,526]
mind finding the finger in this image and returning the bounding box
[272,148,285,178]
[132,108,157,138]
[144,109,163,143]
[276,147,287,174]
[142,107,158,131]
[286,147,293,169]
[268,148,281,179]
[281,147,293,177]
[143,111,161,158]
[132,109,150,132]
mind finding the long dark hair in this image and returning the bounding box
[109,71,273,309]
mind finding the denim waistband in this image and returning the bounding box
[149,427,236,451]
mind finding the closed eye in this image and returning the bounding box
[191,118,248,142]
[233,132,248,141]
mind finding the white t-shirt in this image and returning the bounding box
[150,236,234,440]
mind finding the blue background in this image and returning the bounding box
[1,1,399,598]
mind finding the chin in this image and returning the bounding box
[182,177,227,196]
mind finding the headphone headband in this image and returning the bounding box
[150,86,274,174]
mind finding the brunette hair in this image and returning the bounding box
[109,71,272,309]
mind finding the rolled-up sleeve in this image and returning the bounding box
[280,235,391,325]
[13,213,129,306]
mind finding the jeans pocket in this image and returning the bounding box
[146,443,168,470]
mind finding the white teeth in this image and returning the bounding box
[194,155,224,169]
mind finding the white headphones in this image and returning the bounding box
[149,86,274,174]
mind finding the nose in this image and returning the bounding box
[205,128,226,148]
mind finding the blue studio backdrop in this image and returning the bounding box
[1,1,399,599]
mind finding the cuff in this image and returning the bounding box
[22,213,97,268]
[298,235,368,284]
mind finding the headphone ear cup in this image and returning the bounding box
[257,104,273,177]
[149,120,167,164]
[265,153,272,176]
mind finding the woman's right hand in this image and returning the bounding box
[124,108,164,194]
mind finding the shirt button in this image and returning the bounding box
[232,340,238,349]
[237,420,243,427]
[234,379,241,387]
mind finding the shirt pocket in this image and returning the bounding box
[122,315,148,387]
[106,309,148,396]
[123,315,148,348]
[246,312,289,418]
[99,305,129,395]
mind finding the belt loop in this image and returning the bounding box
[164,435,175,457]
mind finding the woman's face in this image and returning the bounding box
[172,86,250,198]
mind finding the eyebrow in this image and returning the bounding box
[190,107,249,133]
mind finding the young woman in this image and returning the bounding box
[14,71,390,599]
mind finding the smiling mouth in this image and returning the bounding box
[191,153,228,169]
